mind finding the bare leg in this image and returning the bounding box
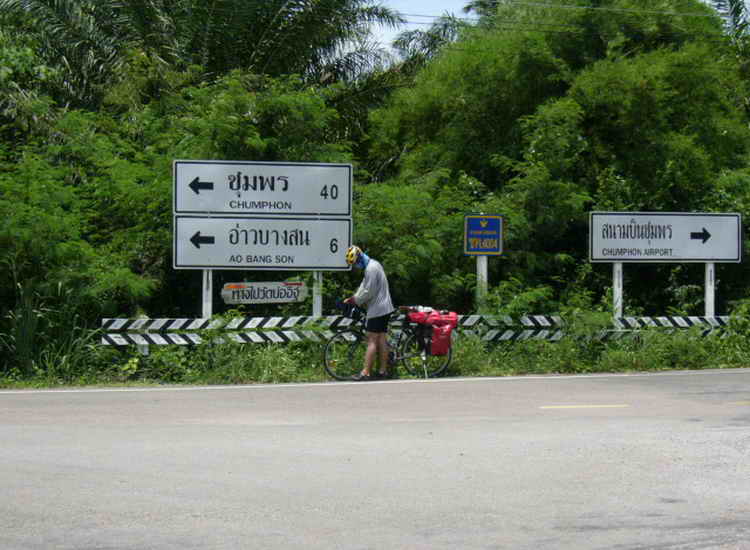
[377,333,389,375]
[362,332,379,376]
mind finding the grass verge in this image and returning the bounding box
[2,318,750,389]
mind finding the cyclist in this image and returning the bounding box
[343,245,395,381]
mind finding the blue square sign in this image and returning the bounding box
[464,214,503,256]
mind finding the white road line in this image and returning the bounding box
[0,368,747,395]
[540,404,630,410]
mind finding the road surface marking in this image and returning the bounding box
[540,404,630,410]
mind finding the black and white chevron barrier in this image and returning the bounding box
[101,315,358,333]
[600,316,731,340]
[458,315,565,343]
[613,316,730,330]
[100,314,730,346]
[101,315,357,346]
[101,329,338,347]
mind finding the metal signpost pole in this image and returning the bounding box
[613,262,623,318]
[477,255,488,312]
[705,262,715,317]
[202,269,213,318]
[313,271,323,317]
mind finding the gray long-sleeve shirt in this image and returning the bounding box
[353,259,394,319]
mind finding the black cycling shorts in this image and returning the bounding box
[366,313,391,333]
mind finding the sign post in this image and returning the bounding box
[313,272,323,317]
[613,262,623,318]
[173,160,352,317]
[590,212,742,317]
[705,263,715,317]
[477,256,488,306]
[464,214,503,312]
[202,269,213,319]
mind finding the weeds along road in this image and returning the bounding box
[1,369,749,550]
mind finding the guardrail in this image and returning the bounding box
[100,315,731,346]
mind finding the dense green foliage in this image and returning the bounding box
[5,320,750,387]
[3,0,750,380]
[368,0,750,313]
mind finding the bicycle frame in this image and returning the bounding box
[341,304,424,354]
[324,303,448,380]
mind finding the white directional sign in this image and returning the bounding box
[173,160,351,216]
[590,212,742,263]
[174,216,351,270]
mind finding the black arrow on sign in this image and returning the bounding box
[190,231,215,249]
[690,227,711,244]
[188,176,214,195]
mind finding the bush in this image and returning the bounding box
[102,340,328,386]
[3,315,750,389]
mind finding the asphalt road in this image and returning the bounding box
[1,369,749,549]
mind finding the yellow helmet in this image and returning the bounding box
[345,245,362,266]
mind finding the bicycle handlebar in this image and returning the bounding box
[336,301,426,325]
[335,299,365,321]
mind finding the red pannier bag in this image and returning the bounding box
[407,307,434,325]
[427,311,458,356]
[430,325,453,356]
[425,310,458,328]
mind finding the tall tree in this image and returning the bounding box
[710,0,750,117]
[0,0,184,108]
[392,15,465,70]
[179,0,401,80]
[0,0,402,108]
[369,0,749,313]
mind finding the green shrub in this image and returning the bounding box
[3,316,750,389]
[449,333,497,376]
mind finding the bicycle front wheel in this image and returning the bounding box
[400,331,451,378]
[323,329,366,380]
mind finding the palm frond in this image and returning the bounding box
[393,15,463,64]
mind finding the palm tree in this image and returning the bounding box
[717,0,748,36]
[463,0,499,18]
[0,0,402,108]
[177,0,402,80]
[0,1,121,107]
[392,15,464,69]
[0,0,185,108]
[710,0,750,117]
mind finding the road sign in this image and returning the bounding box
[174,216,351,270]
[221,282,308,304]
[173,160,351,216]
[464,214,503,255]
[589,212,742,263]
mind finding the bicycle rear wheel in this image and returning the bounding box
[323,329,366,380]
[400,331,451,378]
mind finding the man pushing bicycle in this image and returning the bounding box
[343,245,395,381]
